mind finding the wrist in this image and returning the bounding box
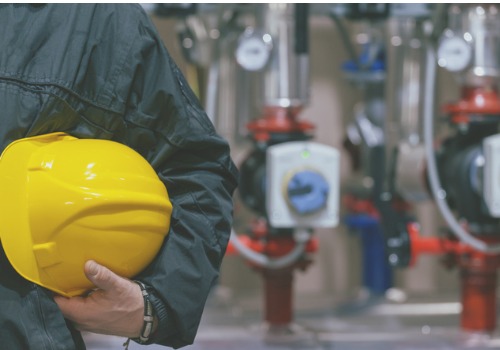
[132,280,155,344]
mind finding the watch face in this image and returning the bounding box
[235,30,273,71]
[437,35,472,72]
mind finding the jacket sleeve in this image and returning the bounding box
[114,7,239,348]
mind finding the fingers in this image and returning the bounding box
[54,295,99,332]
[54,295,86,322]
[84,260,124,292]
[54,261,145,338]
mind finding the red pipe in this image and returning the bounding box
[246,106,315,142]
[407,222,489,266]
[460,257,498,332]
[226,234,318,257]
[408,222,500,332]
[444,86,500,124]
[226,227,317,328]
[263,269,294,325]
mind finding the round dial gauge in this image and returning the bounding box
[235,30,272,72]
[437,35,472,73]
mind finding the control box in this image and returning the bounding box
[266,141,340,228]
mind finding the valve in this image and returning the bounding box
[266,141,340,228]
[286,170,329,215]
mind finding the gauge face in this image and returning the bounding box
[235,30,272,71]
[437,35,472,73]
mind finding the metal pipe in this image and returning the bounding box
[385,17,430,202]
[460,5,500,88]
[258,4,309,109]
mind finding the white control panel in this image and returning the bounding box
[483,134,500,217]
[266,141,340,228]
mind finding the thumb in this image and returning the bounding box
[84,260,123,291]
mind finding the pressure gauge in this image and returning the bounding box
[235,29,273,72]
[437,35,472,73]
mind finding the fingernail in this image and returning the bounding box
[86,260,98,276]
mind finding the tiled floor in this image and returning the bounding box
[84,290,500,350]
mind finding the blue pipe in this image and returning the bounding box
[344,213,393,294]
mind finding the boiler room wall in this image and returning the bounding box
[151,12,461,307]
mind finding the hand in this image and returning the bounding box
[54,260,144,338]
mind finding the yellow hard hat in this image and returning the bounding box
[0,133,172,297]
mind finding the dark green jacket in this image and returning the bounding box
[0,4,238,349]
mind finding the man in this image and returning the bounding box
[0,3,238,349]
